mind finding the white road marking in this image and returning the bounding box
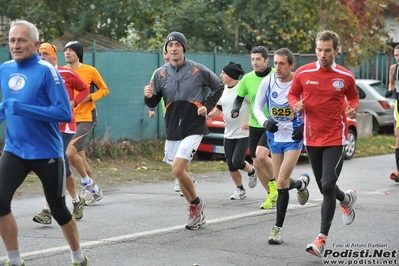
[0,203,319,261]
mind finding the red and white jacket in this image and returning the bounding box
[288,61,359,147]
[57,66,89,133]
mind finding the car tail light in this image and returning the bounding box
[378,101,391,110]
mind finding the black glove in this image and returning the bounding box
[231,96,244,118]
[263,119,278,133]
[231,107,240,118]
[385,90,393,98]
[292,123,304,140]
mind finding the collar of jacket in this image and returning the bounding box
[170,57,187,71]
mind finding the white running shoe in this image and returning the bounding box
[85,188,103,206]
[185,197,206,230]
[268,226,283,244]
[248,167,258,188]
[80,179,94,202]
[306,236,326,257]
[340,189,357,225]
[297,173,310,205]
[230,188,247,200]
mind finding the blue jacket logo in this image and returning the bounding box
[8,74,26,91]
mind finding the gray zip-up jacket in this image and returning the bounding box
[145,58,224,140]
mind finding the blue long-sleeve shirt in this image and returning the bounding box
[0,53,72,159]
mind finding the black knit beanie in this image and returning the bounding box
[223,61,245,80]
[64,41,84,63]
[165,32,187,53]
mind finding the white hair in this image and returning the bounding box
[10,20,39,42]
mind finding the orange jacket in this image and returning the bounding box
[69,64,109,122]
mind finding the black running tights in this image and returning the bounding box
[306,146,346,236]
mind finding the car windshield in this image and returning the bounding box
[369,82,388,97]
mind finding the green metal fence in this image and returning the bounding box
[0,47,392,142]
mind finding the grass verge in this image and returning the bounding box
[84,133,396,163]
[80,133,396,185]
[8,133,398,197]
[355,134,395,158]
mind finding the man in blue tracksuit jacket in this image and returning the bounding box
[0,20,89,266]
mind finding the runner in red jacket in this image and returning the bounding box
[33,42,89,226]
[287,30,359,258]
[288,62,358,147]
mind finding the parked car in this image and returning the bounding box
[356,79,395,131]
[344,117,358,160]
[197,113,358,160]
[196,114,240,160]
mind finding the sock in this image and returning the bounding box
[343,192,350,205]
[237,185,244,191]
[275,188,289,227]
[7,250,21,265]
[81,176,90,185]
[289,178,303,190]
[395,148,399,171]
[248,168,255,176]
[336,187,346,202]
[43,205,50,211]
[72,196,80,203]
[190,197,200,205]
[71,248,85,263]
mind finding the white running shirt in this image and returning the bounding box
[217,83,250,139]
[254,73,302,142]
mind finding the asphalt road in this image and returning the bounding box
[1,154,398,266]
